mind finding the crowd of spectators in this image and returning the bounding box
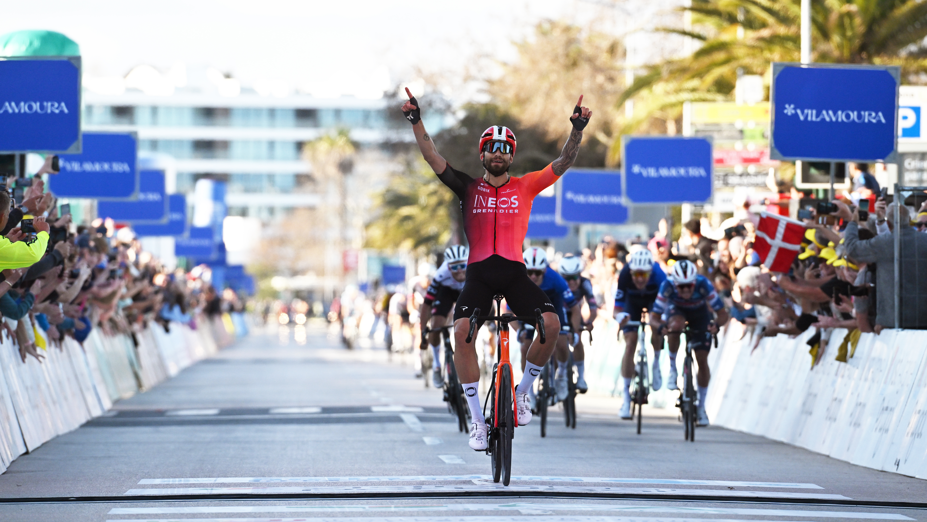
[0,172,240,364]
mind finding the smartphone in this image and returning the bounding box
[20,218,35,234]
[50,155,59,173]
[59,203,70,216]
[14,177,32,188]
[12,187,25,205]
[880,187,889,200]
[858,199,870,221]
[797,208,814,220]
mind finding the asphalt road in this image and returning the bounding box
[0,321,924,521]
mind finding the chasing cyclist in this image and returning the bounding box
[556,254,598,393]
[614,249,667,420]
[401,88,591,450]
[420,245,468,388]
[650,259,729,427]
[519,248,581,405]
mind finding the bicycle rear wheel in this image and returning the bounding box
[683,357,696,441]
[490,380,502,483]
[500,365,514,486]
[686,359,696,442]
[564,364,577,429]
[538,365,549,438]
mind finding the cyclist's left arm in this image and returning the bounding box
[701,278,729,329]
[581,278,598,324]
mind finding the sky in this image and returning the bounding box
[2,0,644,101]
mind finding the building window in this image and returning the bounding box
[296,109,318,127]
[194,107,231,126]
[111,106,135,125]
[193,140,230,159]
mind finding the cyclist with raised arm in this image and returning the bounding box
[401,88,591,450]
[420,245,468,388]
[650,260,729,426]
[519,248,581,405]
[614,249,667,419]
[557,254,597,393]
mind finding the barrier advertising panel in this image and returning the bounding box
[97,170,167,223]
[0,57,81,153]
[50,132,138,199]
[132,195,187,237]
[622,136,713,204]
[526,195,569,239]
[556,169,627,225]
[770,63,900,162]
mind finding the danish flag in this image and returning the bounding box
[753,212,806,273]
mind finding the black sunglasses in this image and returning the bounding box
[527,270,545,277]
[563,275,580,281]
[482,141,512,154]
[675,283,695,291]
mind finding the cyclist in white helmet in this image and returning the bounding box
[650,259,729,427]
[519,247,581,405]
[420,245,469,388]
[557,254,598,392]
[614,248,667,419]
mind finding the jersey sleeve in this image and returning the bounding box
[581,279,598,310]
[613,268,630,311]
[519,163,557,198]
[652,280,673,315]
[550,270,578,308]
[436,163,472,201]
[423,279,439,306]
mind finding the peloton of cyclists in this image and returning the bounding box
[401,88,591,450]
[650,259,730,427]
[519,247,582,407]
[614,249,667,420]
[420,245,469,388]
[556,254,598,393]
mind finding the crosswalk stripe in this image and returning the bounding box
[422,437,443,445]
[269,407,322,414]
[438,455,465,464]
[136,475,822,489]
[123,485,849,500]
[108,502,914,519]
[165,409,220,416]
[400,413,424,432]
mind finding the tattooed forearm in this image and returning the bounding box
[423,133,430,141]
[551,129,583,176]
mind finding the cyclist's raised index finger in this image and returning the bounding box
[405,87,414,99]
[576,94,583,107]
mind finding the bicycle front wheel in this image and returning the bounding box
[538,365,549,438]
[490,380,502,483]
[500,365,513,486]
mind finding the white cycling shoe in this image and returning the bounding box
[431,367,444,389]
[515,387,532,426]
[469,422,489,450]
[697,408,710,427]
[651,362,663,391]
[619,396,632,420]
[576,376,588,393]
[666,366,679,391]
[555,371,568,401]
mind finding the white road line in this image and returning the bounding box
[371,405,424,412]
[107,503,914,520]
[268,407,322,414]
[123,485,850,500]
[423,437,443,445]
[164,409,220,416]
[105,516,913,522]
[135,475,821,489]
[438,455,465,464]
[400,413,424,432]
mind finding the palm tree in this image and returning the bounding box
[612,0,927,164]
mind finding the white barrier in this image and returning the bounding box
[0,315,237,475]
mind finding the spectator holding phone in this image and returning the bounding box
[0,192,50,269]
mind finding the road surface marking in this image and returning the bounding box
[423,437,443,445]
[400,413,424,432]
[124,485,850,500]
[136,475,821,488]
[372,405,425,412]
[165,409,220,416]
[108,503,913,519]
[269,407,322,414]
[438,455,464,464]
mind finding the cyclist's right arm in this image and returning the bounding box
[402,88,448,174]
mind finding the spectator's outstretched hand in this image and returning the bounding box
[54,214,71,228]
[0,322,14,342]
[875,198,887,221]
[54,240,72,258]
[33,216,49,234]
[19,342,44,364]
[831,200,854,222]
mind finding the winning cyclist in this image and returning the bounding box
[519,248,581,405]
[614,249,666,420]
[650,259,729,426]
[420,245,468,388]
[557,254,598,393]
[401,88,591,450]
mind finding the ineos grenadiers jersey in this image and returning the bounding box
[614,262,666,311]
[652,274,724,315]
[423,261,465,305]
[570,276,598,310]
[437,163,559,264]
[538,267,579,311]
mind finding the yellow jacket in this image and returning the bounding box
[0,231,49,270]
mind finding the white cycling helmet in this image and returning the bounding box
[558,255,583,276]
[627,249,654,272]
[671,259,698,285]
[523,247,548,270]
[444,245,469,264]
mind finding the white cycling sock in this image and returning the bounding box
[623,377,632,401]
[462,382,485,424]
[698,385,709,409]
[518,362,544,394]
[576,361,585,381]
[430,343,441,369]
[669,351,677,369]
[652,350,662,369]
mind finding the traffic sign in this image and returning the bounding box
[50,132,138,199]
[0,57,81,153]
[132,195,187,237]
[97,170,167,223]
[556,169,628,225]
[526,196,569,239]
[622,137,713,204]
[770,63,900,163]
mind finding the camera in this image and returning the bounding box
[797,208,814,221]
[20,218,35,234]
[69,269,80,279]
[816,201,838,215]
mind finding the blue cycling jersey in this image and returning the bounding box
[538,266,578,311]
[652,274,724,315]
[570,276,598,310]
[613,262,666,311]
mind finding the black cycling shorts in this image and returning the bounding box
[664,305,713,352]
[453,255,558,325]
[430,286,461,318]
